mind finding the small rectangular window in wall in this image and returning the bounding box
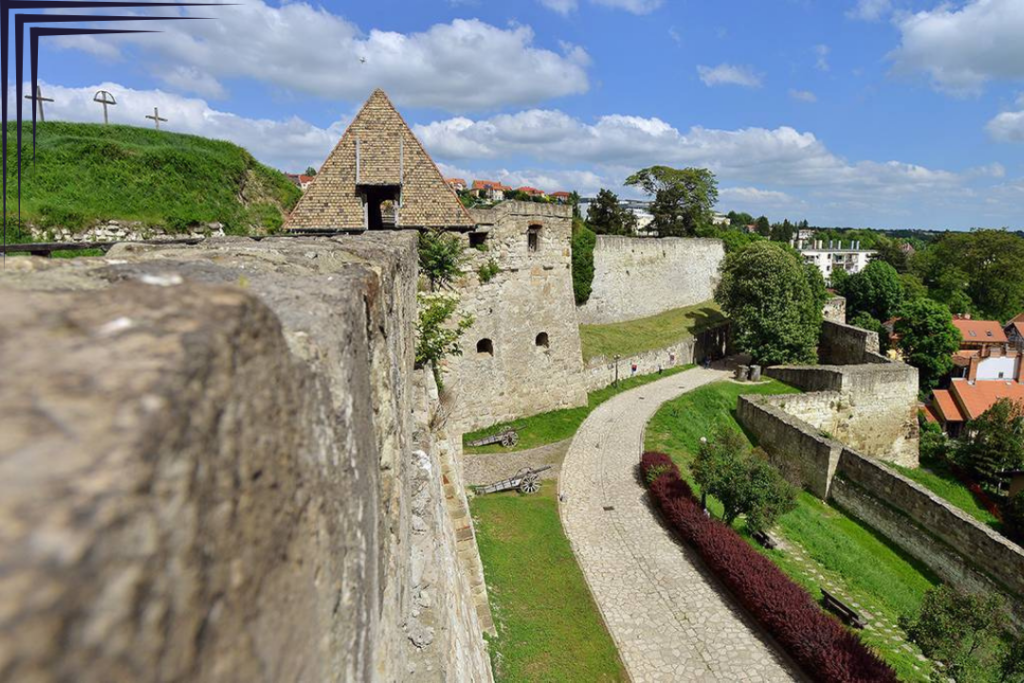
[528,226,541,253]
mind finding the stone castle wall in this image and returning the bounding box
[762,321,920,468]
[576,236,725,325]
[0,235,493,683]
[444,202,588,432]
[581,324,730,392]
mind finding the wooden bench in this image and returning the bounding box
[821,588,866,629]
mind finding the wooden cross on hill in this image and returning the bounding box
[145,107,168,130]
[24,85,54,122]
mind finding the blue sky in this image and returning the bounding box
[6,0,1024,229]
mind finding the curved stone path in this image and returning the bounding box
[559,367,801,683]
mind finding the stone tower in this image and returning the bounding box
[287,89,587,432]
[286,89,475,231]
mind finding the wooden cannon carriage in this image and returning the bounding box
[474,466,552,495]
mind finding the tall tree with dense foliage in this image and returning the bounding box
[727,210,753,228]
[894,299,961,388]
[418,228,467,291]
[755,215,771,237]
[912,229,1024,321]
[715,242,826,365]
[871,237,909,273]
[586,188,637,235]
[770,219,794,243]
[837,260,905,322]
[901,585,1009,682]
[625,166,718,237]
[955,398,1024,486]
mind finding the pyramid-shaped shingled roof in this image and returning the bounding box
[286,89,476,231]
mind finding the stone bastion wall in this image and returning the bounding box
[0,235,493,683]
[576,236,725,325]
[446,202,588,432]
[736,319,1024,617]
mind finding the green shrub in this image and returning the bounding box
[571,219,596,305]
[477,258,500,283]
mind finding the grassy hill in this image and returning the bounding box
[3,122,301,238]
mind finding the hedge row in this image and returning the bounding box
[640,451,896,683]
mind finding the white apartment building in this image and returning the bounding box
[796,239,876,283]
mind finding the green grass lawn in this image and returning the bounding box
[464,365,694,454]
[891,461,1006,535]
[579,300,726,362]
[4,121,300,236]
[472,482,627,683]
[645,380,940,682]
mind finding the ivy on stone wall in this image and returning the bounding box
[571,219,596,305]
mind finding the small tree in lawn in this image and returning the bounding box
[692,427,748,515]
[415,292,474,389]
[744,449,798,533]
[895,298,961,389]
[418,228,467,291]
[901,585,1009,682]
[955,398,1024,487]
[715,241,826,366]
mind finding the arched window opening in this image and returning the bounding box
[535,332,550,349]
[477,339,494,356]
[528,224,542,252]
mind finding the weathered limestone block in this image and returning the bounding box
[0,234,492,683]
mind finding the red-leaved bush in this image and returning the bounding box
[640,451,897,683]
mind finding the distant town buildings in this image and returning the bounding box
[950,316,1019,383]
[577,197,654,233]
[285,173,316,191]
[796,239,876,283]
[446,178,467,192]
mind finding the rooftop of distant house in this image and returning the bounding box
[446,178,466,185]
[952,317,1008,345]
[286,173,315,185]
[941,379,1024,422]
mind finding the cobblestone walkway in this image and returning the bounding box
[559,368,802,682]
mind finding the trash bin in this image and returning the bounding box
[735,365,749,381]
[749,365,762,382]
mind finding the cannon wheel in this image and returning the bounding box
[519,473,541,494]
[501,430,519,448]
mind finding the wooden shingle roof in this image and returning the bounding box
[286,89,475,231]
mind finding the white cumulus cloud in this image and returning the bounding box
[846,0,891,22]
[889,0,1024,96]
[52,7,591,112]
[697,64,762,88]
[790,89,818,103]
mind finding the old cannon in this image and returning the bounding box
[467,428,519,449]
[475,466,552,496]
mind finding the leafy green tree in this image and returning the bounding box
[625,166,718,237]
[1000,636,1024,683]
[770,219,794,243]
[569,190,582,219]
[716,229,764,254]
[693,430,796,530]
[693,427,748,515]
[586,188,637,235]
[900,273,928,303]
[418,229,467,291]
[901,585,1009,682]
[918,419,949,465]
[755,215,771,237]
[571,220,597,305]
[872,237,909,273]
[715,242,826,366]
[727,211,754,228]
[415,293,474,389]
[913,230,1024,321]
[955,398,1024,486]
[837,260,904,322]
[895,299,961,389]
[304,166,317,176]
[743,448,798,533]
[849,311,889,353]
